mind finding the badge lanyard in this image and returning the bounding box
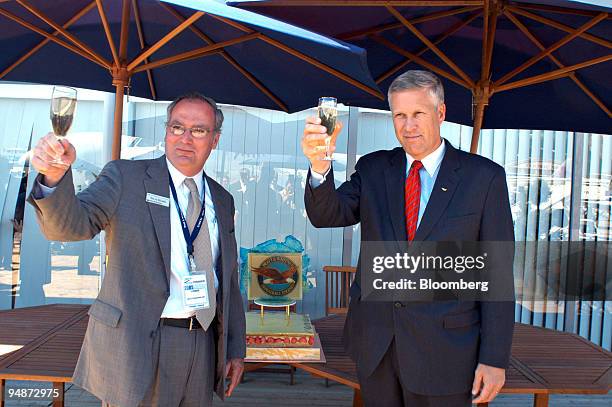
[169,172,206,271]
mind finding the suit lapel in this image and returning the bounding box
[144,156,171,289]
[414,141,461,241]
[206,175,231,309]
[385,148,408,245]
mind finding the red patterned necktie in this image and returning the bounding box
[405,160,423,241]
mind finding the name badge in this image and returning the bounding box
[146,193,170,207]
[182,275,210,310]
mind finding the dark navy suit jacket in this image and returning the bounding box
[305,141,515,395]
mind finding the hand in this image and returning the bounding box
[301,116,343,175]
[224,358,244,397]
[31,132,76,187]
[471,363,505,404]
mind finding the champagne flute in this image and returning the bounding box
[318,97,337,161]
[50,86,77,165]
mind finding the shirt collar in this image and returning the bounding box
[166,158,204,197]
[406,139,446,177]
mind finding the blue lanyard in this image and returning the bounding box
[169,172,206,258]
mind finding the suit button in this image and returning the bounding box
[394,302,403,309]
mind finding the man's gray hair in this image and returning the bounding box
[387,70,444,110]
[166,92,224,133]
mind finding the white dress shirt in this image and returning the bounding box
[162,159,220,318]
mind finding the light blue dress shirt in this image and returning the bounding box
[406,140,446,227]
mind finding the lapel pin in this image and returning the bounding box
[441,187,448,192]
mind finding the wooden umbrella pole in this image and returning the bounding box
[470,81,491,154]
[471,0,499,154]
[111,67,129,161]
[110,0,131,161]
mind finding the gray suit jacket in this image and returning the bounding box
[28,156,246,407]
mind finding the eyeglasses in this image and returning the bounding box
[166,123,214,139]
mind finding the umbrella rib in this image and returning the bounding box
[495,12,607,87]
[160,3,287,111]
[508,6,611,50]
[503,10,610,118]
[238,1,482,6]
[371,34,470,89]
[207,13,251,33]
[132,0,156,100]
[0,6,109,70]
[132,34,259,73]
[127,11,204,72]
[259,35,385,99]
[514,3,612,19]
[375,11,481,84]
[15,0,111,68]
[207,14,385,100]
[220,52,289,112]
[385,5,475,88]
[0,1,96,80]
[495,54,612,93]
[95,0,119,68]
[338,6,480,41]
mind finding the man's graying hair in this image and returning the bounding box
[166,92,224,133]
[388,70,444,110]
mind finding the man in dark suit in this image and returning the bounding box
[28,93,245,407]
[302,70,515,406]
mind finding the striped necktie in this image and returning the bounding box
[405,160,423,241]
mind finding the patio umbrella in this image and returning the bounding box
[231,0,611,152]
[0,0,383,159]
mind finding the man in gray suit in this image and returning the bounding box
[28,93,246,407]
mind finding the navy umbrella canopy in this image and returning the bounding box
[0,0,383,158]
[231,0,611,151]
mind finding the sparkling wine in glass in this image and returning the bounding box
[318,97,337,161]
[50,86,77,164]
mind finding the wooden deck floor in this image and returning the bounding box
[3,373,610,406]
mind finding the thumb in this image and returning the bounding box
[60,139,77,163]
[472,370,483,396]
[225,362,231,377]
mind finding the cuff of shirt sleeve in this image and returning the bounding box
[309,166,331,187]
[32,179,57,199]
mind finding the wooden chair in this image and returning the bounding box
[323,266,357,316]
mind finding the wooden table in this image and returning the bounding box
[0,304,88,407]
[0,306,610,407]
